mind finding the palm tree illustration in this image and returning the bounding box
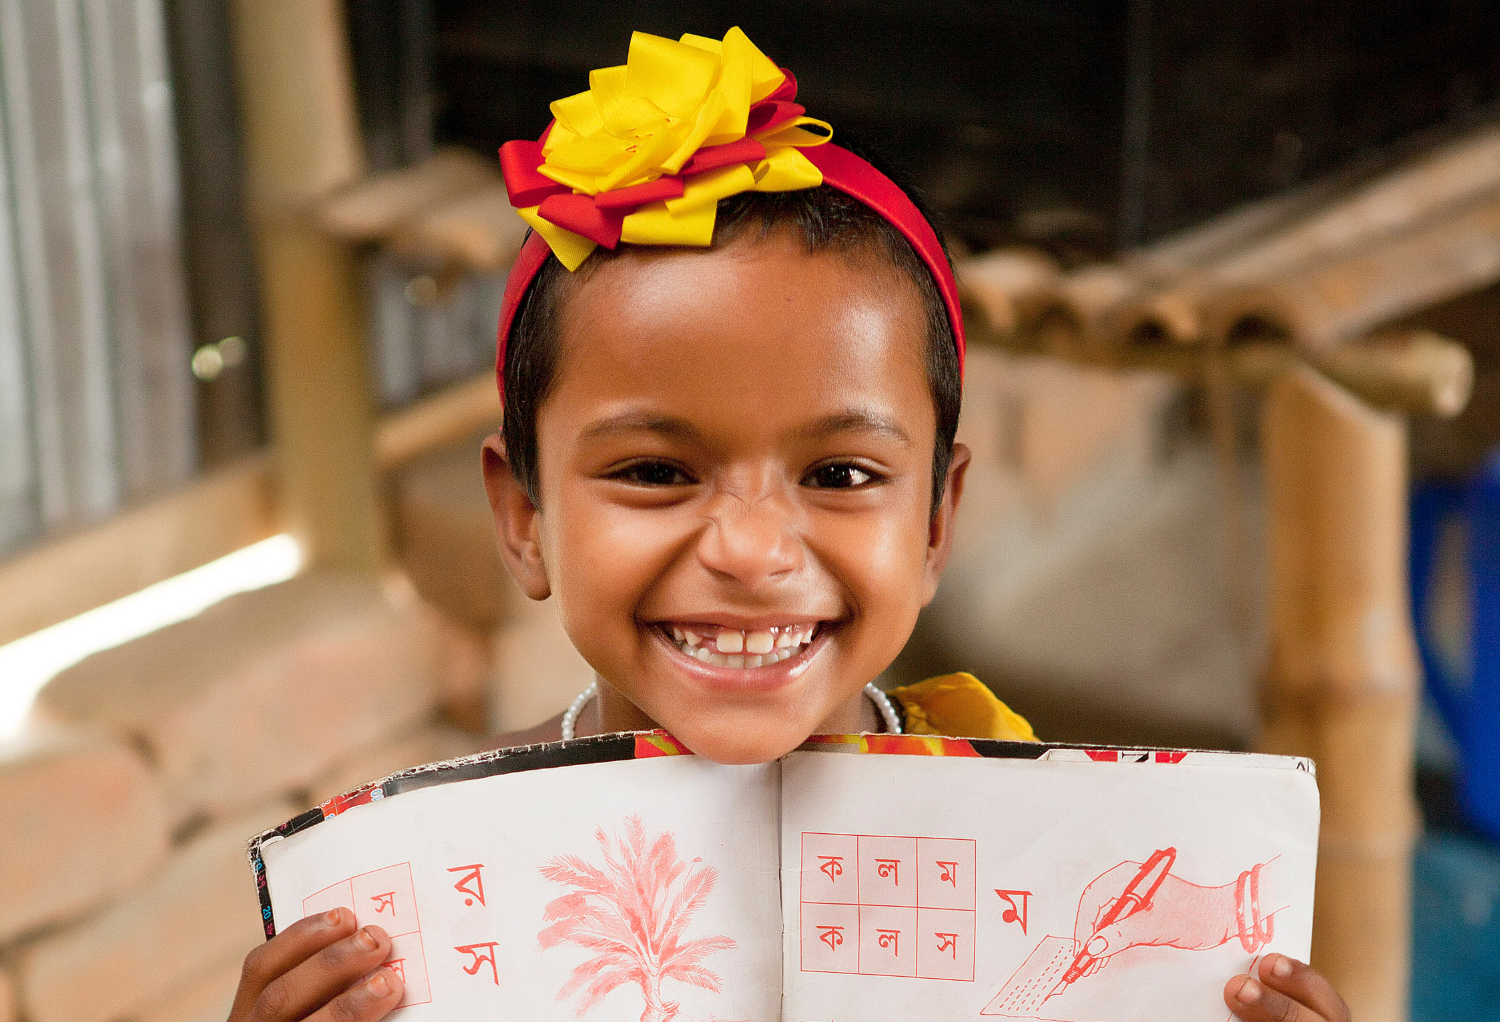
[538,815,737,1022]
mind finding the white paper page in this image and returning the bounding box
[780,751,1319,1022]
[261,755,782,1022]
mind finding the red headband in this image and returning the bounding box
[495,144,966,394]
[494,31,964,400]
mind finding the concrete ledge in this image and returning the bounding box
[35,573,445,824]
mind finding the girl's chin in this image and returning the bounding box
[666,725,814,766]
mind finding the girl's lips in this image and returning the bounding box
[651,622,832,691]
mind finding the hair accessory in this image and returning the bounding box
[495,27,966,391]
[499,27,831,271]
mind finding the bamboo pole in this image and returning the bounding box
[1259,367,1421,1022]
[1117,123,1500,347]
[954,247,1058,345]
[228,0,386,572]
[317,147,500,242]
[1232,330,1474,418]
[374,373,500,470]
[388,186,530,274]
[1202,192,1500,350]
[1098,329,1475,418]
[970,286,1477,420]
[1014,147,1414,351]
[1122,155,1386,281]
[1027,263,1141,358]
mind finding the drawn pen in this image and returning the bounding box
[1047,846,1177,1000]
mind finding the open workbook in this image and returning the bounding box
[250,732,1319,1022]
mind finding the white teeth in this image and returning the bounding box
[670,624,817,667]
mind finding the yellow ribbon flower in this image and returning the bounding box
[506,27,832,270]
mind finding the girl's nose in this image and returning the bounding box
[695,485,803,584]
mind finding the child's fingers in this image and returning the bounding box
[1225,974,1317,1022]
[231,909,358,1020]
[246,925,395,1022]
[1224,955,1351,1022]
[1256,954,1351,1022]
[305,964,404,1022]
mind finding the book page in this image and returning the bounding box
[780,749,1318,1022]
[259,754,782,1022]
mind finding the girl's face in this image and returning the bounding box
[484,233,968,764]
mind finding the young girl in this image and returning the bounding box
[225,28,1350,1022]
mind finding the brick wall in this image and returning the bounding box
[0,571,512,1022]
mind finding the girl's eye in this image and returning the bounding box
[610,460,694,486]
[804,463,876,489]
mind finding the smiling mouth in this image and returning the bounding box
[658,622,823,669]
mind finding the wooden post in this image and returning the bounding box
[1260,367,1421,1022]
[228,0,386,572]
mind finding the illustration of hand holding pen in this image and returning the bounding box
[1048,850,1290,1001]
[1048,848,1176,1000]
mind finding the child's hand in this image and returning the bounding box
[226,907,404,1022]
[1225,953,1350,1022]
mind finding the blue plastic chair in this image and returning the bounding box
[1411,450,1500,839]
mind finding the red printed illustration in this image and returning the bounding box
[301,863,432,1007]
[981,849,1291,1020]
[800,832,977,982]
[537,815,737,1022]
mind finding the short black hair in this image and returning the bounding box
[503,185,961,515]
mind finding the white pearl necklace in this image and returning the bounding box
[560,680,903,740]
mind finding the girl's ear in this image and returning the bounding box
[921,441,971,605]
[481,432,552,601]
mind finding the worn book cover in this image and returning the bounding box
[250,732,1318,1022]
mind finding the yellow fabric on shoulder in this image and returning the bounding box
[890,672,1037,742]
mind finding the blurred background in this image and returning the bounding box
[0,2,1498,1021]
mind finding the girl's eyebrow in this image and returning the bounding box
[578,411,704,444]
[798,410,912,446]
[577,409,910,446]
